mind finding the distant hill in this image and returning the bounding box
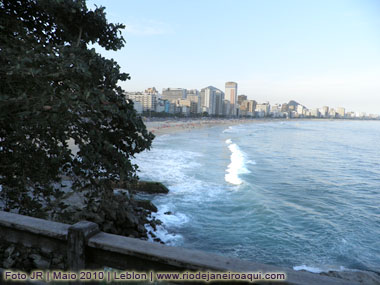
[288,100,300,107]
[288,100,307,109]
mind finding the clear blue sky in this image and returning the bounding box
[88,0,380,114]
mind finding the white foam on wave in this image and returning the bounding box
[155,204,190,226]
[146,204,189,245]
[146,224,182,245]
[223,126,235,133]
[133,147,201,184]
[134,139,202,245]
[167,180,223,203]
[293,265,347,274]
[225,139,251,185]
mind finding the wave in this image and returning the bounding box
[293,265,347,274]
[146,204,189,245]
[133,147,201,184]
[225,139,251,185]
[223,126,236,133]
[145,223,182,245]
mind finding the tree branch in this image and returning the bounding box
[76,26,83,47]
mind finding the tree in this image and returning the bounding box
[0,0,154,218]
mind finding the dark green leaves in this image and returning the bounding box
[0,0,153,217]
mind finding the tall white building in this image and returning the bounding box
[200,86,224,115]
[336,107,345,118]
[255,103,270,117]
[297,105,305,116]
[329,108,337,117]
[310,109,320,117]
[225,82,238,104]
[222,100,231,116]
[125,92,157,112]
[214,89,224,115]
[225,82,238,116]
[319,106,329,117]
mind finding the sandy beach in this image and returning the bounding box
[144,118,261,136]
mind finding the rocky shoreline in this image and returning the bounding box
[0,179,168,271]
[56,179,168,241]
[1,179,379,284]
[320,270,380,285]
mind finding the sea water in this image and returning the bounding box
[134,120,380,273]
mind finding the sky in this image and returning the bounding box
[87,0,380,114]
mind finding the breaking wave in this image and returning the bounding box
[225,139,252,185]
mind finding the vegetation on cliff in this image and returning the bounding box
[0,0,155,237]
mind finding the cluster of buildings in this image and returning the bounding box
[271,101,379,119]
[124,83,379,120]
[125,82,245,117]
[273,103,378,119]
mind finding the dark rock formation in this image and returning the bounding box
[44,179,170,243]
[321,270,380,285]
[136,199,158,212]
[0,241,66,270]
[113,180,169,194]
[0,180,167,271]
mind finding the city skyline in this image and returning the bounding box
[126,84,378,116]
[87,0,380,114]
[125,82,379,119]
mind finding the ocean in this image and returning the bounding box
[134,120,380,274]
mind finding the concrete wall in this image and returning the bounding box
[0,211,358,284]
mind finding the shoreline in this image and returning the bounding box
[144,117,380,136]
[145,118,273,136]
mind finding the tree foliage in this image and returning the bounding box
[0,0,154,217]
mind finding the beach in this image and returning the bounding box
[144,118,263,136]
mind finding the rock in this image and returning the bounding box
[125,210,139,228]
[3,256,16,268]
[321,270,380,285]
[5,245,15,257]
[149,221,157,231]
[102,220,114,233]
[136,200,158,212]
[113,188,131,199]
[128,230,139,238]
[52,256,64,266]
[30,254,50,269]
[141,216,149,224]
[61,191,86,209]
[82,211,104,225]
[125,181,169,194]
[137,224,147,235]
[164,211,172,215]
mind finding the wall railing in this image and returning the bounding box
[0,211,358,284]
